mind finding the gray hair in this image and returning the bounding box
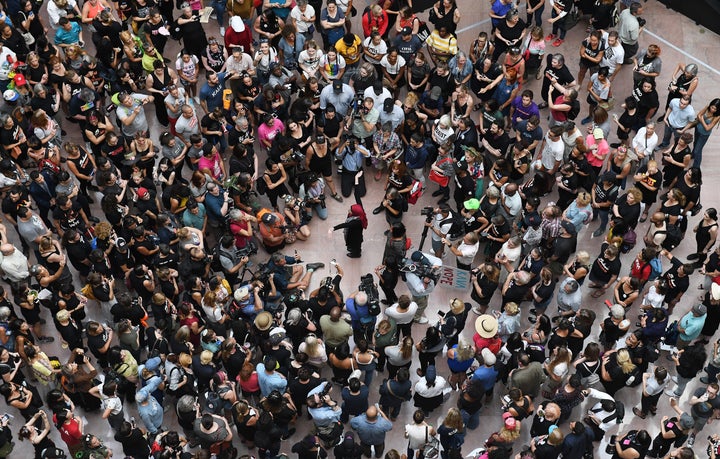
[486,185,501,198]
[228,208,242,221]
[0,307,10,321]
[286,308,302,325]
[355,291,368,306]
[235,116,248,127]
[610,304,625,319]
[685,63,698,76]
[34,83,47,93]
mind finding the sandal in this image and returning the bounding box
[331,193,344,202]
[591,289,606,298]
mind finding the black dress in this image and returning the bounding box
[148,67,172,126]
[333,216,364,257]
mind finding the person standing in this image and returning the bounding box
[617,2,643,65]
[349,405,393,458]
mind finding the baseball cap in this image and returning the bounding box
[429,86,442,101]
[332,79,343,92]
[400,26,412,36]
[13,74,26,87]
[464,198,480,210]
[262,213,278,225]
[692,303,707,316]
[383,98,394,112]
[593,127,604,139]
[3,90,18,102]
[136,187,149,198]
[560,220,576,235]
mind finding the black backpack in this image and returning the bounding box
[567,98,581,120]
[660,224,683,251]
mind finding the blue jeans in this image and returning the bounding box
[527,4,545,27]
[594,207,610,232]
[358,362,376,387]
[312,203,328,220]
[659,123,681,149]
[705,363,720,382]
[212,0,226,27]
[461,408,480,430]
[692,130,710,167]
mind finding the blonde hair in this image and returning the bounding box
[616,349,636,374]
[178,352,192,368]
[575,251,590,265]
[504,302,519,316]
[577,191,591,206]
[200,350,213,365]
[443,408,464,430]
[304,335,319,356]
[456,338,475,361]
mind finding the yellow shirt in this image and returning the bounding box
[334,35,362,65]
[425,30,458,57]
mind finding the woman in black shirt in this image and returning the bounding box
[612,188,642,229]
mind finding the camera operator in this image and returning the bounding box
[180,246,212,279]
[259,211,289,253]
[345,291,376,344]
[404,251,441,324]
[307,381,342,429]
[229,282,265,320]
[204,183,233,228]
[299,173,328,220]
[266,251,325,294]
[349,96,379,148]
[308,272,344,325]
[335,136,371,202]
[424,204,453,258]
[215,234,251,287]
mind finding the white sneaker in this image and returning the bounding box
[220,26,225,36]
[471,306,483,315]
[416,316,429,324]
[664,389,677,398]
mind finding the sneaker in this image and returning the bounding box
[220,26,225,36]
[552,38,564,47]
[632,407,647,419]
[671,376,678,383]
[306,262,325,271]
[38,336,55,343]
[416,316,429,324]
[545,33,557,41]
[687,253,700,260]
[471,306,484,315]
[687,434,695,447]
[581,117,592,125]
[331,193,344,202]
[664,389,678,397]
[700,377,711,384]
[592,228,605,238]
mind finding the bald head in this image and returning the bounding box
[366,406,378,420]
[330,307,341,321]
[0,244,14,256]
[504,183,518,195]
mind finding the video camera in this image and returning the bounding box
[237,240,259,258]
[420,206,434,220]
[359,273,381,316]
[399,251,440,282]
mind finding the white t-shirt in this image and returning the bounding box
[631,127,659,159]
[380,54,406,76]
[540,134,564,171]
[290,5,316,33]
[600,32,624,73]
[385,302,418,324]
[363,37,388,64]
[457,241,480,265]
[431,213,453,242]
[501,184,522,217]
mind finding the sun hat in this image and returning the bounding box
[254,311,273,331]
[475,314,498,338]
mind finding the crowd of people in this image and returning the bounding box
[0,0,718,458]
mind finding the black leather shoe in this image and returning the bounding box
[372,206,384,215]
[306,262,325,271]
[432,190,444,197]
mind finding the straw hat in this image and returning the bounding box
[254,311,273,331]
[475,314,498,338]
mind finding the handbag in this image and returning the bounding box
[429,169,449,187]
[422,426,440,459]
[416,18,431,43]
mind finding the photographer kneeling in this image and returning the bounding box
[214,234,253,287]
[266,251,325,294]
[299,173,329,220]
[403,251,441,324]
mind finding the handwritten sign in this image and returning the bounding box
[436,265,472,291]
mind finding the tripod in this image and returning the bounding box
[418,213,434,251]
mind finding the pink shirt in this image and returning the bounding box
[257,119,285,148]
[585,134,610,167]
[198,152,223,179]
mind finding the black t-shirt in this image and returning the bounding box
[593,181,619,204]
[662,257,689,297]
[114,426,151,458]
[591,243,622,284]
[544,58,575,87]
[486,132,511,157]
[87,329,110,358]
[497,19,526,43]
[53,201,85,231]
[553,235,577,264]
[632,85,659,119]
[614,194,641,228]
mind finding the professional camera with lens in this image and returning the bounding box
[317,194,326,209]
[237,240,259,258]
[400,252,440,282]
[359,273,381,316]
[420,206,434,219]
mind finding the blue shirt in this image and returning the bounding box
[339,145,368,172]
[679,311,706,341]
[204,189,225,222]
[199,72,227,112]
[182,204,206,230]
[256,363,288,397]
[137,393,163,433]
[350,413,393,445]
[491,0,513,27]
[54,23,81,45]
[471,365,498,392]
[307,382,342,426]
[404,144,429,170]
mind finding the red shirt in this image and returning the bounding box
[630,257,651,282]
[58,418,82,448]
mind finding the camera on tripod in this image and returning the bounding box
[420,206,434,219]
[359,273,381,316]
[237,240,258,258]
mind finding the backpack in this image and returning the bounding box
[441,214,466,240]
[0,321,13,351]
[648,257,663,282]
[660,224,683,251]
[407,180,423,205]
[202,390,223,415]
[255,174,268,195]
[567,98,581,120]
[621,228,637,254]
[663,320,680,346]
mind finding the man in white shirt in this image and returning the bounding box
[658,95,696,149]
[536,125,565,176]
[500,183,522,223]
[442,232,479,271]
[426,204,455,258]
[600,31,625,81]
[405,251,440,324]
[0,243,29,291]
[631,122,659,167]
